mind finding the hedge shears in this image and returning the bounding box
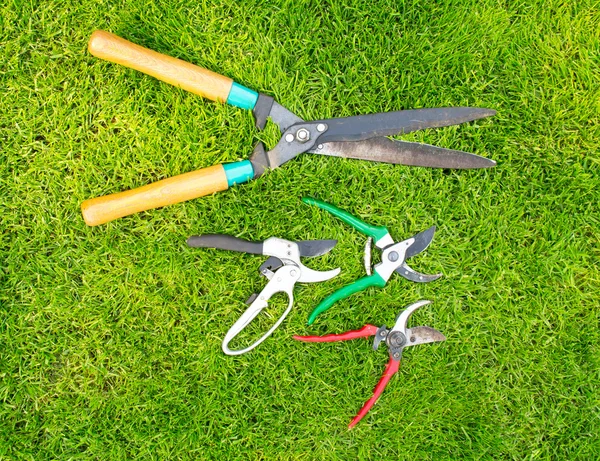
[294,300,445,428]
[187,234,340,355]
[81,30,497,226]
[303,198,441,325]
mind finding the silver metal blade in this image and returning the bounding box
[297,265,341,283]
[310,137,496,169]
[405,326,446,346]
[395,263,442,283]
[297,239,337,257]
[393,300,432,331]
[315,107,496,143]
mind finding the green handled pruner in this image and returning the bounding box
[303,198,442,325]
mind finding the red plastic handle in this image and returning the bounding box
[293,324,379,342]
[348,358,400,429]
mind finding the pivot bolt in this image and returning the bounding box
[388,331,406,348]
[388,251,399,262]
[296,128,310,142]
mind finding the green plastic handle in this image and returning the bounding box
[307,273,387,325]
[302,197,389,243]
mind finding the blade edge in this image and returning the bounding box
[297,239,338,257]
[310,137,496,169]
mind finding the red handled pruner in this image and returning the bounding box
[294,300,445,428]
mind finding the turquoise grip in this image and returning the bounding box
[226,82,259,110]
[302,197,390,244]
[223,160,254,186]
[307,273,387,325]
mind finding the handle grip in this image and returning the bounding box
[81,164,226,226]
[82,159,254,226]
[302,198,390,243]
[293,324,378,342]
[187,235,264,254]
[88,30,259,109]
[348,358,400,429]
[307,273,386,325]
[89,30,233,103]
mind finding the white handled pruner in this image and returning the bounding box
[187,235,340,355]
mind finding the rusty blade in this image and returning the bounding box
[404,326,446,346]
[310,137,496,169]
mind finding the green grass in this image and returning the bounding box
[1,0,599,459]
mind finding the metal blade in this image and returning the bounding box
[297,265,341,283]
[297,239,337,257]
[405,226,436,259]
[252,93,304,132]
[251,106,495,176]
[404,326,446,346]
[315,107,496,143]
[310,137,496,169]
[270,101,304,132]
[393,300,432,331]
[187,234,263,254]
[395,263,442,283]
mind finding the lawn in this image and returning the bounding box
[1,0,599,459]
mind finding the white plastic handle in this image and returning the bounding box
[222,266,300,355]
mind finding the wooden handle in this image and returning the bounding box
[88,30,233,102]
[81,164,229,226]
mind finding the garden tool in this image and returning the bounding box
[294,300,445,428]
[303,198,441,325]
[81,30,497,226]
[187,234,340,355]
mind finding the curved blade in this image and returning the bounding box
[393,300,432,332]
[395,263,442,283]
[297,265,341,283]
[405,326,446,346]
[315,107,496,143]
[311,137,496,169]
[405,226,436,259]
[297,239,337,257]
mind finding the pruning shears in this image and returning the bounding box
[187,234,340,355]
[81,31,496,226]
[303,198,441,325]
[294,300,445,428]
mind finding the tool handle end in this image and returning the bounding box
[88,30,234,103]
[81,164,229,226]
[348,358,400,429]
